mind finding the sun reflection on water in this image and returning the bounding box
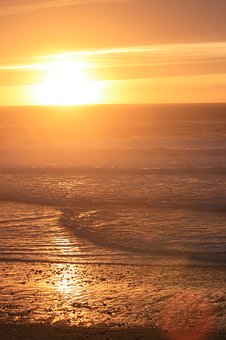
[51,231,81,257]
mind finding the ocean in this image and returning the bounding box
[0,104,226,329]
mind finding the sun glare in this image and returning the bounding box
[32,60,104,105]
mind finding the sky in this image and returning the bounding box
[0,0,226,105]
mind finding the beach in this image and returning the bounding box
[1,261,226,339]
[0,324,168,340]
[0,105,225,338]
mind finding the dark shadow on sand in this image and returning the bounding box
[0,324,226,340]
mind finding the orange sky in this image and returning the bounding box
[0,0,226,105]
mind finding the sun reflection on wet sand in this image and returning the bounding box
[55,266,82,298]
[1,261,225,333]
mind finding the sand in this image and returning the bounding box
[0,324,168,340]
[0,322,225,339]
[1,262,226,339]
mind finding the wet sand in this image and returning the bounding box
[0,324,168,340]
[1,324,226,340]
[1,262,226,339]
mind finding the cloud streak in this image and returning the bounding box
[52,42,226,67]
[1,41,226,71]
[0,0,134,16]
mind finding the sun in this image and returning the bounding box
[32,59,104,105]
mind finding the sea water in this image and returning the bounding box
[0,104,225,266]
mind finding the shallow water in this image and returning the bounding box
[0,171,225,265]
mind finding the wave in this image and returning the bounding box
[59,206,226,264]
[0,214,57,225]
[0,167,225,265]
[0,195,225,264]
[0,193,225,213]
[0,165,226,175]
